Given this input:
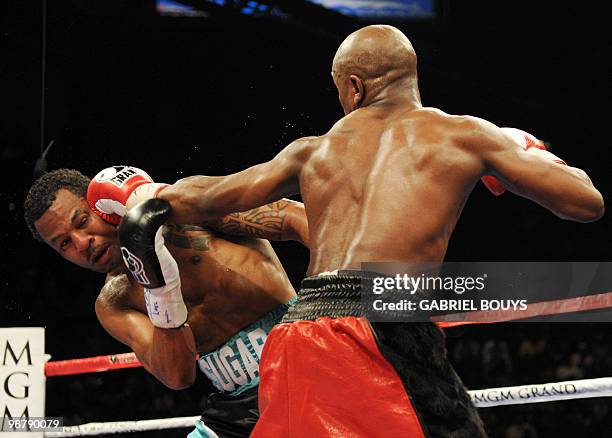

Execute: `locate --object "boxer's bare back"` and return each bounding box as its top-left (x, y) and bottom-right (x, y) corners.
top-left (299, 106), bottom-right (482, 273)
top-left (159, 25), bottom-right (603, 276)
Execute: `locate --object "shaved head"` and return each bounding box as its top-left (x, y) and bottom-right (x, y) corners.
top-left (332, 25), bottom-right (418, 101)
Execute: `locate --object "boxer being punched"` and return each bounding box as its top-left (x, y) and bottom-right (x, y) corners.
top-left (153, 25), bottom-right (604, 437)
top-left (24, 166), bottom-right (308, 438)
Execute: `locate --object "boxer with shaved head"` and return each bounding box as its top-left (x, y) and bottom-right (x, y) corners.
top-left (148, 25), bottom-right (601, 436)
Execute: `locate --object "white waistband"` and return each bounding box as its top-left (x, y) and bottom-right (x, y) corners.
top-left (313, 269), bottom-right (339, 277)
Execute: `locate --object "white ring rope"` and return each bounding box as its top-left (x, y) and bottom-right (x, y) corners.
top-left (469, 377), bottom-right (612, 407)
top-left (45, 416), bottom-right (201, 437)
top-left (43, 377), bottom-right (612, 436)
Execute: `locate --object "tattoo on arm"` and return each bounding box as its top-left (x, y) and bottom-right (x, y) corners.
top-left (99, 274), bottom-right (132, 308)
top-left (213, 200), bottom-right (291, 240)
top-left (162, 224), bottom-right (211, 251)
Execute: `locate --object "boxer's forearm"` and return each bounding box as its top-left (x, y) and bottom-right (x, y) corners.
top-left (161, 170), bottom-right (298, 224)
top-left (472, 120), bottom-right (604, 222)
top-left (109, 319), bottom-right (196, 390)
top-left (160, 139), bottom-right (309, 224)
top-left (503, 162), bottom-right (604, 222)
top-left (146, 325), bottom-right (197, 390)
top-left (96, 280), bottom-right (197, 391)
top-left (123, 323), bottom-right (196, 390)
top-left (209, 199), bottom-right (309, 246)
top-left (160, 175), bottom-right (225, 223)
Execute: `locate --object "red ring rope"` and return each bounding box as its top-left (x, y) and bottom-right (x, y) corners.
top-left (45, 352), bottom-right (141, 376)
top-left (43, 291), bottom-right (612, 377)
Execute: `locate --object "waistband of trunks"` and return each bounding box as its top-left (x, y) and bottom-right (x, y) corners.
top-left (281, 270), bottom-right (383, 323)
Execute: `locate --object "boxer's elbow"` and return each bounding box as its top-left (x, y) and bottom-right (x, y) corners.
top-left (556, 188), bottom-right (604, 223)
top-left (160, 366), bottom-right (196, 390)
top-left (148, 349), bottom-right (196, 390)
top-left (283, 201), bottom-right (310, 247)
top-left (164, 378), bottom-right (194, 391)
top-left (571, 173), bottom-right (604, 222)
top-left (548, 167), bottom-right (604, 223)
top-left (577, 191), bottom-right (604, 222)
top-left (580, 176), bottom-right (605, 221)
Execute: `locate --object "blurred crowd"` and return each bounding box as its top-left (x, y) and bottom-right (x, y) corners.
top-left (450, 323), bottom-right (612, 437)
top-left (44, 323), bottom-right (612, 438)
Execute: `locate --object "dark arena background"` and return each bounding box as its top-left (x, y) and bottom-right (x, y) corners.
top-left (2, 1), bottom-right (611, 437)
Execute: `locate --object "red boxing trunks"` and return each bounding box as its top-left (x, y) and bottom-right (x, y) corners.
top-left (253, 316), bottom-right (426, 437)
top-left (251, 271), bottom-right (487, 438)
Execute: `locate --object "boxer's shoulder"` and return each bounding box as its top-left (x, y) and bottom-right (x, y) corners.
top-left (96, 273), bottom-right (138, 312)
top-left (447, 113), bottom-right (498, 139)
top-left (411, 107), bottom-right (471, 129)
top-left (286, 135), bottom-right (320, 163)
top-left (406, 111), bottom-right (495, 152)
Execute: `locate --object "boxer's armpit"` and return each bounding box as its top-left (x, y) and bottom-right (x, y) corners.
top-left (212, 200), bottom-right (291, 240)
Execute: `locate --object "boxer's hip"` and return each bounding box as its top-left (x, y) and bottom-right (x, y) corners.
top-left (254, 315), bottom-right (427, 437)
top-left (197, 297), bottom-right (297, 395)
top-left (194, 299), bottom-right (297, 437)
top-left (256, 271), bottom-right (487, 437)
top-left (280, 269), bottom-right (374, 322)
top-left (281, 269), bottom-right (429, 323)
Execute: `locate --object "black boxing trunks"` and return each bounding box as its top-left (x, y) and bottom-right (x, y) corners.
top-left (194, 386), bottom-right (258, 438)
top-left (251, 271), bottom-right (487, 438)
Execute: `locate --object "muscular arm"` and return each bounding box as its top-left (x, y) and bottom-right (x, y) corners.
top-left (466, 118), bottom-right (604, 222)
top-left (95, 274), bottom-right (197, 390)
top-left (210, 199), bottom-right (309, 247)
top-left (158, 137), bottom-right (315, 224)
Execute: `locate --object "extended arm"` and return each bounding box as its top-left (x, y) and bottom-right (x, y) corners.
top-left (95, 275), bottom-right (196, 390)
top-left (467, 118), bottom-right (604, 222)
top-left (210, 199), bottom-right (309, 247)
top-left (158, 137), bottom-right (315, 224)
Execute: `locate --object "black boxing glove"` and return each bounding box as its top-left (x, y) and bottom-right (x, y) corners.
top-left (118, 198), bottom-right (187, 328)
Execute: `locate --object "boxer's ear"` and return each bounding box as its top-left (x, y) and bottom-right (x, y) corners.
top-left (349, 74), bottom-right (365, 110)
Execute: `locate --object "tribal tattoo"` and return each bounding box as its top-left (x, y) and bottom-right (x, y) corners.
top-left (213, 200), bottom-right (291, 240)
top-left (161, 200), bottom-right (293, 249)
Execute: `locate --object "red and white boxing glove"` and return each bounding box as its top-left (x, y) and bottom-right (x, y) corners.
top-left (481, 128), bottom-right (566, 196)
top-left (87, 166), bottom-right (169, 224)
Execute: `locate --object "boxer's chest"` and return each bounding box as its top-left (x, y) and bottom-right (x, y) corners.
top-left (131, 226), bottom-right (285, 351)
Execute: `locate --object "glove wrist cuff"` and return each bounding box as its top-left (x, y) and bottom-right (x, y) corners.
top-left (126, 183), bottom-right (171, 211)
top-left (145, 283), bottom-right (188, 329)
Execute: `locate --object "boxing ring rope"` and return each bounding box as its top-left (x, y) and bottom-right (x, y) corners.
top-left (43, 374), bottom-right (612, 436)
top-left (42, 292), bottom-right (612, 435)
top-left (45, 417), bottom-right (201, 437)
top-left (45, 352), bottom-right (141, 376)
top-left (44, 290), bottom-right (612, 377)
top-left (433, 289), bottom-right (612, 327)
